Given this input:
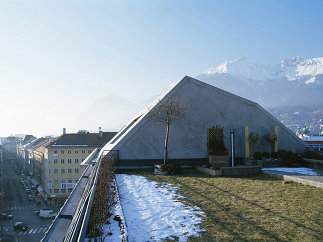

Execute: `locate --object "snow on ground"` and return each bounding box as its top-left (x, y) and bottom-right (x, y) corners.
top-left (115, 174), bottom-right (205, 242)
top-left (101, 207), bottom-right (124, 242)
top-left (262, 167), bottom-right (320, 176)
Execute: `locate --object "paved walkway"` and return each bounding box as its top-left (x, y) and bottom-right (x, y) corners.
top-left (262, 168), bottom-right (323, 189)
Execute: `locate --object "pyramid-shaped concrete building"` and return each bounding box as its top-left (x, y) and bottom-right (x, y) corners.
top-left (101, 76), bottom-right (306, 166)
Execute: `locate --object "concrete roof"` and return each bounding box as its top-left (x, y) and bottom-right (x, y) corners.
top-left (100, 75), bottom-right (306, 161)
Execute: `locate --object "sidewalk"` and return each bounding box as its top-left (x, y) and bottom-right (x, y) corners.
top-left (262, 167), bottom-right (323, 189)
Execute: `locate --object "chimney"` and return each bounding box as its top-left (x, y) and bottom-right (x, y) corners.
top-left (63, 128), bottom-right (66, 135)
top-left (98, 127), bottom-right (103, 138)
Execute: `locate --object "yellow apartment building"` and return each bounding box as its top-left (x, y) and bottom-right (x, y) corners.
top-left (42, 130), bottom-right (117, 202)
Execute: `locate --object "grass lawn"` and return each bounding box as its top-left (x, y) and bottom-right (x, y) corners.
top-left (121, 169), bottom-right (323, 241)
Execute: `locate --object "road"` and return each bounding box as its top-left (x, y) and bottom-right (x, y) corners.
top-left (0, 161), bottom-right (58, 242)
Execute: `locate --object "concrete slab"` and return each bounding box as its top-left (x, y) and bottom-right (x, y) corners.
top-left (195, 165), bottom-right (222, 176)
top-left (195, 165), bottom-right (261, 176)
top-left (262, 170), bottom-right (323, 189)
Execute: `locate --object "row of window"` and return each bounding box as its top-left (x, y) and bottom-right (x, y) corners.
top-left (48, 168), bottom-right (79, 174)
top-left (50, 188), bottom-right (73, 194)
top-left (52, 158), bottom-right (85, 164)
top-left (49, 179), bottom-right (78, 184)
top-left (52, 149), bottom-right (92, 154)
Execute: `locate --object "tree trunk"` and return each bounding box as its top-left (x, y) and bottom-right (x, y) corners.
top-left (164, 124), bottom-right (170, 165)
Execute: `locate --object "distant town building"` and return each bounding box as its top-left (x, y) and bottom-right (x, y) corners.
top-left (2, 136), bottom-right (21, 161)
top-left (298, 134), bottom-right (323, 152)
top-left (29, 138), bottom-right (53, 180)
top-left (0, 139), bottom-right (3, 163)
top-left (16, 135), bottom-right (37, 171)
top-left (42, 129), bottom-right (117, 202)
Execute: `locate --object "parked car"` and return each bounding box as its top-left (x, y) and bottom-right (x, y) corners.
top-left (28, 195), bottom-right (35, 201)
top-left (35, 208), bottom-right (50, 216)
top-left (1, 213), bottom-right (13, 220)
top-left (39, 210), bottom-right (57, 219)
top-left (13, 222), bottom-right (29, 231)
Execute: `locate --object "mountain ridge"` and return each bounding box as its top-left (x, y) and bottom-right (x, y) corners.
top-left (197, 56), bottom-right (323, 133)
top-left (197, 56), bottom-right (323, 108)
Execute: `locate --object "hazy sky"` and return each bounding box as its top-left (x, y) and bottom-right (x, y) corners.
top-left (1, 0), bottom-right (322, 137)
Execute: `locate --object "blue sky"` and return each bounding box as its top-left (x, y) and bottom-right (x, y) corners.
top-left (1, 0), bottom-right (322, 137)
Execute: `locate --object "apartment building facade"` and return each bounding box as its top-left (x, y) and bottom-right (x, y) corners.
top-left (0, 139), bottom-right (3, 163)
top-left (42, 130), bottom-right (117, 201)
top-left (2, 136), bottom-right (20, 161)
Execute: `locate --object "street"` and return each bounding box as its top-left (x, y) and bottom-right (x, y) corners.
top-left (1, 161), bottom-right (58, 242)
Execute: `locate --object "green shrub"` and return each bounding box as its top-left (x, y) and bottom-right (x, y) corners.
top-left (278, 149), bottom-right (287, 158)
top-left (207, 125), bottom-right (227, 155)
top-left (302, 152), bottom-right (323, 160)
top-left (254, 151), bottom-right (262, 160)
top-left (158, 163), bottom-right (182, 175)
top-left (278, 149), bottom-right (303, 166)
top-left (263, 152), bottom-right (270, 159)
top-left (271, 152), bottom-right (278, 159)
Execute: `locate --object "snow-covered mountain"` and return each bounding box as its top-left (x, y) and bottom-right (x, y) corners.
top-left (197, 56), bottom-right (323, 108)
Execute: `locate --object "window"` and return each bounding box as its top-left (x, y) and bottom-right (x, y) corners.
top-left (88, 150), bottom-right (92, 154)
top-left (75, 168), bottom-right (79, 173)
top-left (68, 188), bottom-right (73, 193)
top-left (49, 189), bottom-right (52, 193)
top-left (68, 159), bottom-right (72, 164)
top-left (75, 150), bottom-right (78, 154)
top-left (54, 189), bottom-right (59, 194)
top-left (54, 150), bottom-right (58, 154)
top-left (75, 179), bottom-right (78, 183)
top-left (68, 179), bottom-right (73, 183)
top-left (82, 150), bottom-right (85, 154)
top-left (61, 159), bottom-right (65, 164)
top-left (75, 159), bottom-right (79, 164)
top-left (54, 159), bottom-right (58, 164)
top-left (61, 169), bottom-right (65, 174)
top-left (82, 158), bottom-right (85, 162)
top-left (54, 180), bottom-right (58, 184)
top-left (54, 169), bottom-right (58, 174)
top-left (68, 169), bottom-right (72, 174)
top-left (61, 179), bottom-right (65, 183)
top-left (48, 169), bottom-right (51, 174)
top-left (48, 159), bottom-right (51, 164)
top-left (68, 150), bottom-right (72, 154)
top-left (61, 150), bottom-right (64, 154)
top-left (61, 189), bottom-right (66, 193)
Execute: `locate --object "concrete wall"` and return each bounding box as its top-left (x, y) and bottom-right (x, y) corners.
top-left (102, 76), bottom-right (306, 163)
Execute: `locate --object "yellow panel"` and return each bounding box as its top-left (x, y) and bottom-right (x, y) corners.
top-left (245, 126), bottom-right (249, 159)
top-left (275, 126), bottom-right (278, 152)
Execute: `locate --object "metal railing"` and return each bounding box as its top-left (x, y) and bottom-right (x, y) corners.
top-left (62, 150), bottom-right (119, 242)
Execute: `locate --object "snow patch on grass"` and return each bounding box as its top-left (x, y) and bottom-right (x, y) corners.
top-left (262, 167), bottom-right (320, 176)
top-left (115, 174), bottom-right (205, 241)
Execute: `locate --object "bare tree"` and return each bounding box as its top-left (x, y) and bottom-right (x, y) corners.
top-left (263, 132), bottom-right (277, 154)
top-left (150, 97), bottom-right (188, 165)
top-left (249, 132), bottom-right (260, 158)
